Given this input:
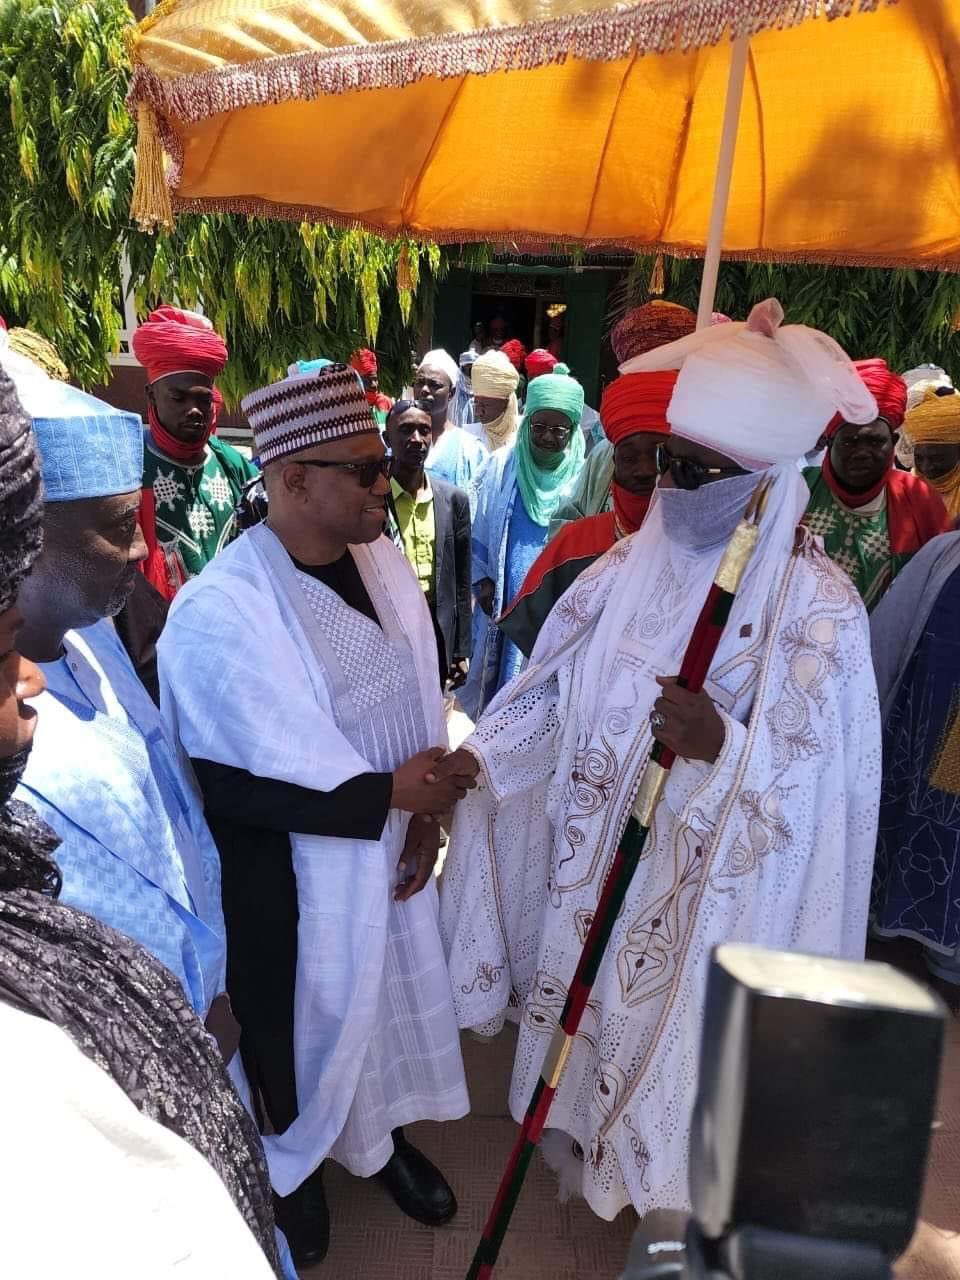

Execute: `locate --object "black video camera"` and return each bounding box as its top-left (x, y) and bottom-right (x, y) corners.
top-left (621, 944), bottom-right (946, 1280)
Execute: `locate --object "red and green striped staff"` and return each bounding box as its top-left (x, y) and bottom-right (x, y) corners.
top-left (466, 476), bottom-right (773, 1280)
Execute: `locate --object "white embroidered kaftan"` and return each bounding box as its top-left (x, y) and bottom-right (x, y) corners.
top-left (440, 467), bottom-right (881, 1221)
top-left (158, 525), bottom-right (468, 1196)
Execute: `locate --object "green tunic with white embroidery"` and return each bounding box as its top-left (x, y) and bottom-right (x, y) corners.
top-left (142, 434), bottom-right (259, 584)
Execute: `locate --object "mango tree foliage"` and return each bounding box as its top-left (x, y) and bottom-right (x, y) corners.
top-left (0, 0), bottom-right (437, 398)
top-left (609, 256), bottom-right (960, 382)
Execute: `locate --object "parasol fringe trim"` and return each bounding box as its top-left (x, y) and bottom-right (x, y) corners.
top-left (127, 0), bottom-right (892, 128)
top-left (129, 101), bottom-right (174, 232)
top-left (160, 191), bottom-right (960, 274)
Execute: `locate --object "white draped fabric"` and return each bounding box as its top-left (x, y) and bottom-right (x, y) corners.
top-left (159, 526), bottom-right (468, 1196)
top-left (0, 1002), bottom-right (277, 1280)
top-left (440, 468), bottom-right (881, 1220)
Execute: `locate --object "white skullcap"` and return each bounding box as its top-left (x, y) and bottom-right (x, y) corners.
top-left (417, 349), bottom-right (460, 391)
top-left (619, 298), bottom-right (878, 470)
top-left (902, 364), bottom-right (953, 412)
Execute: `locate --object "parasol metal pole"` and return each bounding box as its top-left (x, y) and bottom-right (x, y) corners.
top-left (696, 35), bottom-right (750, 329)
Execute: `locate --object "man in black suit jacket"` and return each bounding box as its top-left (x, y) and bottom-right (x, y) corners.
top-left (384, 400), bottom-right (472, 689)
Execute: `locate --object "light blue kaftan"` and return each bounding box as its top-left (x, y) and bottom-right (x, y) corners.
top-left (17, 619), bottom-right (226, 1016)
top-left (426, 426), bottom-right (487, 490)
top-left (460, 446), bottom-right (580, 719)
top-left (499, 500), bottom-right (546, 692)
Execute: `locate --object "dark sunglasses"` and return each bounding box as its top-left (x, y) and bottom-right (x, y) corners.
top-left (656, 445), bottom-right (748, 491)
top-left (297, 454), bottom-right (395, 488)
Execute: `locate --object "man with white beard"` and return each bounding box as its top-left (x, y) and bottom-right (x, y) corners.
top-left (437, 300), bottom-right (883, 1222)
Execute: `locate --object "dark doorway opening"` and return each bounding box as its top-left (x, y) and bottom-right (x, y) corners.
top-left (471, 293), bottom-right (537, 352)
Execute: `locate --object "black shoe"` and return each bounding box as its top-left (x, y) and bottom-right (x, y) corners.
top-left (376, 1130), bottom-right (458, 1226)
top-left (274, 1162), bottom-right (330, 1268)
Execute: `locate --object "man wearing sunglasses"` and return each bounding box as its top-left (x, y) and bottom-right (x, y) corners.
top-left (439, 300), bottom-right (883, 1225)
top-left (159, 363), bottom-right (474, 1266)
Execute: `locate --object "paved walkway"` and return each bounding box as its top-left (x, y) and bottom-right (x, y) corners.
top-left (305, 987), bottom-right (960, 1279)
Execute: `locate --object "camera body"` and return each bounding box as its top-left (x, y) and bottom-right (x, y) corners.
top-left (622, 945), bottom-right (946, 1280)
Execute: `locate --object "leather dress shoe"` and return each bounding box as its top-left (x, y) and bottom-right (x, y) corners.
top-left (274, 1161), bottom-right (330, 1268)
top-left (376, 1129), bottom-right (458, 1226)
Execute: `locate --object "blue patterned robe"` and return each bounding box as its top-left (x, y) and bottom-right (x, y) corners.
top-left (17, 620), bottom-right (226, 1015)
top-left (872, 563), bottom-right (960, 965)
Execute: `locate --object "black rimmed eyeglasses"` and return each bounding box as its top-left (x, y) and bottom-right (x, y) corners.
top-left (296, 454), bottom-right (396, 488)
top-left (656, 445), bottom-right (748, 491)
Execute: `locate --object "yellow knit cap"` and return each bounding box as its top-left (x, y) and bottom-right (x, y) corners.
top-left (905, 385), bottom-right (960, 444)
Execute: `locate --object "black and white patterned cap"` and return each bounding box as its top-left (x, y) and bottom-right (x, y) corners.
top-left (242, 362), bottom-right (378, 465)
top-left (0, 367), bottom-right (44, 615)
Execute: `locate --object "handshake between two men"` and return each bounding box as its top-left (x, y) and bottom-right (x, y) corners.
top-left (389, 746), bottom-right (481, 903)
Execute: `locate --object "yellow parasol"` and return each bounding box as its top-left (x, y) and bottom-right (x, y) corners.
top-left (128, 0), bottom-right (960, 319)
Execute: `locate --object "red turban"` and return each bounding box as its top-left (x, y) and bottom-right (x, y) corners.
top-left (350, 348), bottom-right (378, 377)
top-left (132, 306), bottom-right (228, 383)
top-left (525, 348), bottom-right (557, 380)
top-left (600, 371), bottom-right (678, 446)
top-left (825, 357), bottom-right (907, 438)
top-left (500, 339), bottom-right (528, 372)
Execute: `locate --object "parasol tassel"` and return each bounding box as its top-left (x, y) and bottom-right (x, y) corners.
top-left (466, 474), bottom-right (773, 1280)
top-left (130, 101), bottom-right (174, 233)
top-left (397, 243), bottom-right (413, 294)
top-left (648, 252), bottom-right (665, 296)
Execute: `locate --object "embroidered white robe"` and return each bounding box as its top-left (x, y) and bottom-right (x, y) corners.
top-left (440, 483), bottom-right (881, 1222)
top-left (159, 525), bottom-right (468, 1196)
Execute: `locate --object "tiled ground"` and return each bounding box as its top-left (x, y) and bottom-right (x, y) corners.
top-left (304, 977), bottom-right (960, 1280)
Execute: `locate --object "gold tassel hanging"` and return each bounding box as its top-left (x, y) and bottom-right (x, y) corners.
top-left (130, 101), bottom-right (174, 233)
top-left (951, 303), bottom-right (960, 332)
top-left (396, 243), bottom-right (413, 293)
top-left (396, 243), bottom-right (414, 322)
top-left (648, 253), bottom-right (665, 296)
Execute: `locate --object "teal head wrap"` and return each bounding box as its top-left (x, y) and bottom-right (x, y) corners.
top-left (515, 365), bottom-right (586, 527)
top-left (289, 357), bottom-right (333, 375)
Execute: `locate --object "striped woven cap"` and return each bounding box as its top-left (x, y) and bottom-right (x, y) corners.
top-left (242, 362), bottom-right (377, 464)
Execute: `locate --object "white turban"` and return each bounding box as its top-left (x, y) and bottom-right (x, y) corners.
top-left (471, 350), bottom-right (519, 399)
top-left (902, 364), bottom-right (953, 411)
top-left (417, 349), bottom-right (460, 391)
top-left (619, 298), bottom-right (878, 470)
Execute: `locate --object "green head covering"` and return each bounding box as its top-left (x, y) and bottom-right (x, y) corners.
top-left (523, 363), bottom-right (584, 427)
top-left (515, 365), bottom-right (586, 527)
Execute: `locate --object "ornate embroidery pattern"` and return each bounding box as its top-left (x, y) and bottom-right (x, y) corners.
top-left (622, 1113), bottom-right (653, 1191)
top-left (459, 961), bottom-right (505, 996)
top-left (554, 704), bottom-right (635, 899)
top-left (616, 822), bottom-right (708, 1008)
top-left (717, 783), bottom-right (793, 878)
top-left (766, 551), bottom-right (857, 770)
top-left (522, 971), bottom-right (600, 1052)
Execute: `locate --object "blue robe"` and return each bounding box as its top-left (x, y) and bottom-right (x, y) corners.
top-left (460, 447), bottom-right (565, 719)
top-left (17, 620), bottom-right (226, 1016)
top-left (872, 563), bottom-right (960, 963)
top-left (426, 426), bottom-right (487, 490)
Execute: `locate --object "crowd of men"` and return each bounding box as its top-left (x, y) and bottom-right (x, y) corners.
top-left (0, 294), bottom-right (958, 1275)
